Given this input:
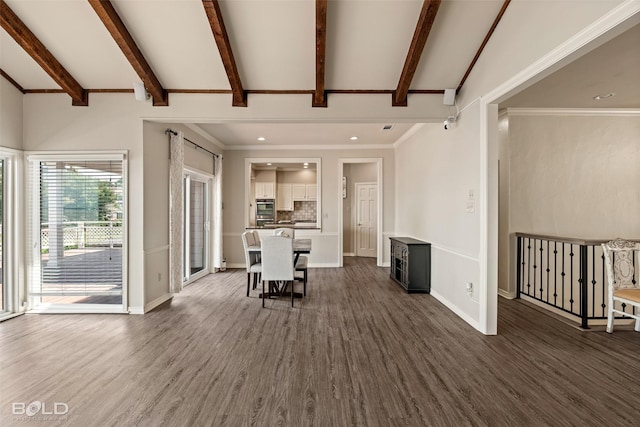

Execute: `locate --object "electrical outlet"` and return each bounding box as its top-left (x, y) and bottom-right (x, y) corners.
top-left (466, 282), bottom-right (473, 295)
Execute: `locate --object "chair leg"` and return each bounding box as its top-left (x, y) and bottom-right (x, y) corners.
top-left (291, 281), bottom-right (294, 307)
top-left (247, 273), bottom-right (251, 297)
top-left (303, 269), bottom-right (307, 296)
top-left (606, 303), bottom-right (614, 333)
top-left (253, 273), bottom-right (258, 290)
top-left (262, 280), bottom-right (265, 307)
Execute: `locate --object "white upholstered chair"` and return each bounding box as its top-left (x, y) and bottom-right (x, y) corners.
top-left (272, 227), bottom-right (308, 294)
top-left (602, 238), bottom-right (640, 333)
top-left (241, 231), bottom-right (261, 297)
top-left (260, 236), bottom-right (296, 307)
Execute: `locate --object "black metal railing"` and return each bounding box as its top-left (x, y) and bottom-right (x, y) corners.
top-left (516, 233), bottom-right (638, 329)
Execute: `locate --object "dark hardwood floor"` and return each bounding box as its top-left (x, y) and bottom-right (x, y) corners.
top-left (1, 257), bottom-right (639, 426)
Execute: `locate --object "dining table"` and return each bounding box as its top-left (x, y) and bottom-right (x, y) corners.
top-left (247, 238), bottom-right (312, 264)
top-left (247, 238), bottom-right (311, 300)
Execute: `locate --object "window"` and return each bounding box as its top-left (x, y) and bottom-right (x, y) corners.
top-left (27, 154), bottom-right (127, 313)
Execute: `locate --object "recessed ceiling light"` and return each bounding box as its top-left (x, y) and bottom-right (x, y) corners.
top-left (593, 93), bottom-right (615, 100)
top-left (266, 163), bottom-right (272, 166)
top-left (303, 165), bottom-right (308, 169)
top-left (257, 137), bottom-right (266, 141)
top-left (350, 136), bottom-right (358, 141)
top-left (303, 162), bottom-right (309, 166)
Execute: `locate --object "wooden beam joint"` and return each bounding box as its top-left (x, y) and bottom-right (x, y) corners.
top-left (393, 0), bottom-right (441, 107)
top-left (203, 0), bottom-right (247, 107)
top-left (89, 0), bottom-right (168, 106)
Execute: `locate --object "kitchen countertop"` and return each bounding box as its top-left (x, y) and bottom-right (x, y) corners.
top-left (247, 222), bottom-right (319, 230)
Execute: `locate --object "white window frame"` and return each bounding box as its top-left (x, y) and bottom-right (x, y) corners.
top-left (25, 151), bottom-right (129, 314)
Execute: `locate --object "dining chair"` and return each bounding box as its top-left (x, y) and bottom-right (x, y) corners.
top-left (252, 230), bottom-right (261, 262)
top-left (260, 236), bottom-right (296, 307)
top-left (273, 227), bottom-right (295, 238)
top-left (272, 228), bottom-right (307, 294)
top-left (241, 231), bottom-right (261, 297)
top-left (602, 238), bottom-right (640, 333)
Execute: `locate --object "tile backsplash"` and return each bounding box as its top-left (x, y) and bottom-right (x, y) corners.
top-left (277, 201), bottom-right (317, 222)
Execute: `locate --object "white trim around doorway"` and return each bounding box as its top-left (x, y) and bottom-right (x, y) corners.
top-left (338, 158), bottom-right (383, 267)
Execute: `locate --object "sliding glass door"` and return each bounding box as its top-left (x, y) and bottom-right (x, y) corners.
top-left (183, 171), bottom-right (210, 284)
top-left (28, 155), bottom-right (126, 312)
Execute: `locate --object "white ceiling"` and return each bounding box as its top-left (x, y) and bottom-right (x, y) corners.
top-left (1, 1), bottom-right (637, 147)
top-left (500, 22), bottom-right (640, 109)
top-left (195, 122), bottom-right (415, 147)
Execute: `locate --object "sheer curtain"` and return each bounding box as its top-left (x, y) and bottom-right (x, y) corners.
top-left (213, 155), bottom-right (224, 270)
top-left (169, 131), bottom-right (184, 293)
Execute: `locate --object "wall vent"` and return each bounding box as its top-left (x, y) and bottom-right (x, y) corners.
top-left (381, 124), bottom-right (394, 131)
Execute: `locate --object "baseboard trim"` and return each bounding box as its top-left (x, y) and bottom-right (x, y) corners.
top-left (430, 289), bottom-right (483, 333)
top-left (343, 252), bottom-right (355, 257)
top-left (143, 293), bottom-right (173, 313)
top-left (498, 289), bottom-right (517, 299)
top-left (129, 306), bottom-right (144, 314)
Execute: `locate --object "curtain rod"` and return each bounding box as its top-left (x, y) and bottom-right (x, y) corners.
top-left (165, 128), bottom-right (220, 158)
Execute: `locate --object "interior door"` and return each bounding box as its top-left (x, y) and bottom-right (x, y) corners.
top-left (355, 183), bottom-right (377, 258)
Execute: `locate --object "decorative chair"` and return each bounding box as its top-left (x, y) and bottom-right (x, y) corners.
top-left (260, 236), bottom-right (296, 307)
top-left (252, 230), bottom-right (261, 262)
top-left (241, 231), bottom-right (261, 297)
top-left (273, 228), bottom-right (307, 294)
top-left (602, 238), bottom-right (640, 333)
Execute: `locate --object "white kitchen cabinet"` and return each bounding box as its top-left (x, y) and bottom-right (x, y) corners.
top-left (255, 182), bottom-right (275, 199)
top-left (293, 184), bottom-right (317, 201)
top-left (306, 184), bottom-right (317, 200)
top-left (292, 184), bottom-right (307, 201)
top-left (277, 183), bottom-right (293, 210)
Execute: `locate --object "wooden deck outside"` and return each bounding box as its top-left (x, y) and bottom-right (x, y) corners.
top-left (1, 257), bottom-right (639, 426)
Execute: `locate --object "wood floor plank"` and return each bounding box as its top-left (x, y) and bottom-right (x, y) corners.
top-left (2, 257), bottom-right (640, 426)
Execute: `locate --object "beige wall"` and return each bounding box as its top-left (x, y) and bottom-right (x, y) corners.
top-left (0, 79), bottom-right (23, 150)
top-left (223, 148), bottom-right (394, 267)
top-left (143, 122), bottom-right (221, 305)
top-left (499, 112), bottom-right (640, 295)
top-left (20, 93), bottom-right (221, 311)
top-left (342, 162), bottom-right (378, 254)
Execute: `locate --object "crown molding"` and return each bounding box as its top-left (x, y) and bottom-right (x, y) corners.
top-left (506, 108), bottom-right (640, 117)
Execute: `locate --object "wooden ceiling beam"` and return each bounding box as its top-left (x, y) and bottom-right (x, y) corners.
top-left (393, 0), bottom-right (441, 107)
top-left (457, 0), bottom-right (511, 92)
top-left (0, 0), bottom-right (88, 105)
top-left (88, 0), bottom-right (168, 106)
top-left (0, 68), bottom-right (26, 93)
top-left (313, 0), bottom-right (328, 107)
top-left (202, 0), bottom-right (247, 107)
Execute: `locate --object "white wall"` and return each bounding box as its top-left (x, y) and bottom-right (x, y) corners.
top-left (458, 1), bottom-right (623, 108)
top-left (0, 78), bottom-right (23, 150)
top-left (395, 101), bottom-right (482, 327)
top-left (223, 148), bottom-right (394, 267)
